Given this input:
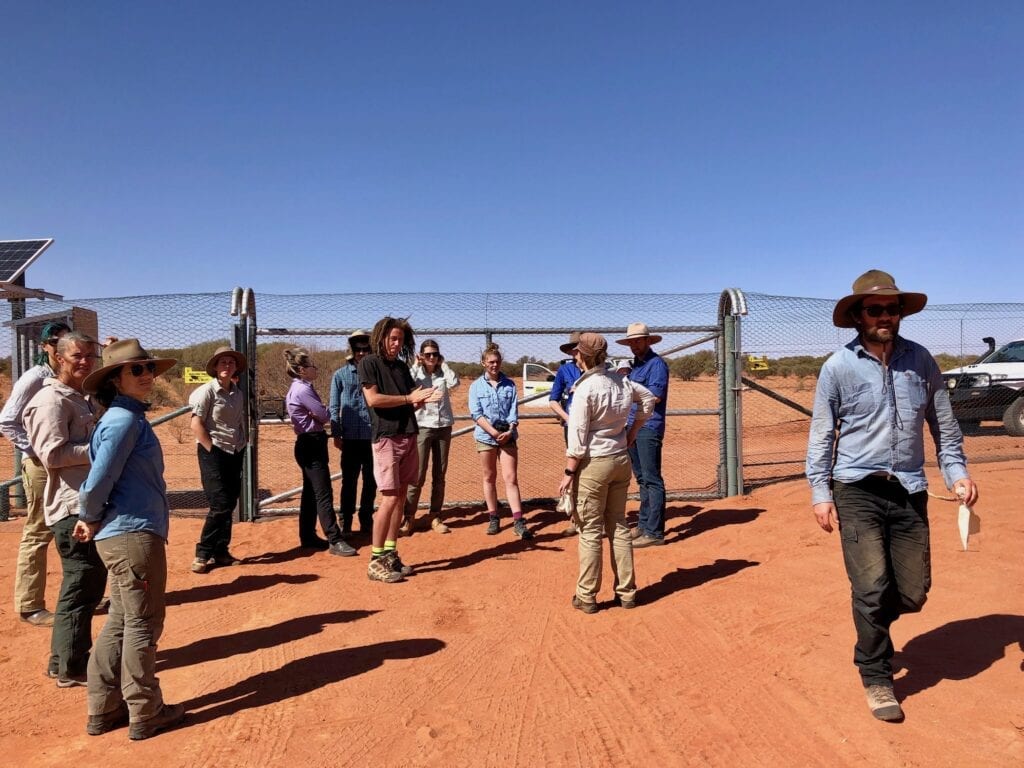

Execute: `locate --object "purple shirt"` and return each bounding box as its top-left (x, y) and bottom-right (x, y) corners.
top-left (285, 379), bottom-right (330, 435)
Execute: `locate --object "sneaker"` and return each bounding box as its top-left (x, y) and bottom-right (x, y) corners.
top-left (328, 539), bottom-right (358, 557)
top-left (513, 518), bottom-right (533, 540)
top-left (632, 533), bottom-right (665, 548)
top-left (384, 550), bottom-right (414, 576)
top-left (629, 527), bottom-right (643, 539)
top-left (57, 673), bottom-right (87, 688)
top-left (367, 555), bottom-right (403, 583)
top-left (562, 522), bottom-right (578, 537)
top-left (20, 609), bottom-right (54, 627)
top-left (486, 515), bottom-right (500, 535)
top-left (398, 516), bottom-right (414, 536)
top-left (87, 702), bottom-right (130, 736)
top-left (865, 684), bottom-right (904, 722)
top-left (128, 702), bottom-right (186, 741)
top-left (571, 595), bottom-right (597, 614)
top-left (430, 517), bottom-right (450, 534)
top-left (212, 552), bottom-right (242, 566)
top-left (191, 557), bottom-right (214, 574)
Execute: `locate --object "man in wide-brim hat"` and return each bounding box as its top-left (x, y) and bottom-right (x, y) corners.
top-left (188, 345), bottom-right (249, 574)
top-left (616, 322), bottom-right (669, 548)
top-left (550, 331), bottom-right (585, 536)
top-left (806, 269), bottom-right (978, 724)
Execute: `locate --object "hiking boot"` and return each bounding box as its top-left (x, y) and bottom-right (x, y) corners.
top-left (430, 517), bottom-right (450, 534)
top-left (486, 515), bottom-right (500, 535)
top-left (57, 673), bottom-right (88, 688)
top-left (384, 550), bottom-right (414, 576)
top-left (191, 557), bottom-right (214, 574)
top-left (398, 516), bottom-right (414, 536)
top-left (128, 702), bottom-right (185, 741)
top-left (513, 518), bottom-right (533, 540)
top-left (20, 609), bottom-right (54, 627)
top-left (562, 522), bottom-right (578, 537)
top-left (212, 551), bottom-right (242, 566)
top-left (87, 702), bottom-right (130, 736)
top-left (632, 533), bottom-right (665, 548)
top-left (865, 684), bottom-right (904, 722)
top-left (367, 555), bottom-right (404, 583)
top-left (328, 539), bottom-right (358, 557)
top-left (571, 595), bottom-right (598, 614)
top-left (614, 595), bottom-right (637, 609)
top-left (629, 527), bottom-right (643, 539)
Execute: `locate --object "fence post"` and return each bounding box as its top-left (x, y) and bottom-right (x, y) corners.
top-left (718, 289), bottom-right (748, 497)
top-left (235, 288), bottom-right (258, 523)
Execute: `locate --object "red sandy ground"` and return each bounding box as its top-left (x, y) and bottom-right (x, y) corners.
top-left (1, 459), bottom-right (1021, 767)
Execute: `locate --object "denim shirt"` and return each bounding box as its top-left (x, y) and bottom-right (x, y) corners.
top-left (806, 335), bottom-right (968, 505)
top-left (328, 362), bottom-right (372, 440)
top-left (627, 350), bottom-right (668, 435)
top-left (78, 395), bottom-right (170, 542)
top-left (469, 373), bottom-right (519, 445)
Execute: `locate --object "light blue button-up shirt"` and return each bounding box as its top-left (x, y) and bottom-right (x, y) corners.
top-left (806, 335), bottom-right (969, 505)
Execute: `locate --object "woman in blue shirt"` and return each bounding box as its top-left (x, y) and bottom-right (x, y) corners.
top-left (75, 339), bottom-right (184, 741)
top-left (468, 343), bottom-right (532, 540)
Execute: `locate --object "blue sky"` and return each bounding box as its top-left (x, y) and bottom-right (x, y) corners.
top-left (3, 2), bottom-right (1021, 304)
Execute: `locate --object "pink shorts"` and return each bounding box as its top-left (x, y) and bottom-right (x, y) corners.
top-left (372, 434), bottom-right (419, 492)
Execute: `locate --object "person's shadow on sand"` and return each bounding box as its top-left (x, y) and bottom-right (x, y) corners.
top-left (166, 573), bottom-right (318, 606)
top-left (638, 557), bottom-right (759, 604)
top-left (180, 638), bottom-right (446, 725)
top-left (158, 609), bottom-right (379, 671)
top-left (896, 613), bottom-right (1024, 698)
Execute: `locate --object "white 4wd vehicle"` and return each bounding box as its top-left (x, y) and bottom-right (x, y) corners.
top-left (942, 338), bottom-right (1024, 435)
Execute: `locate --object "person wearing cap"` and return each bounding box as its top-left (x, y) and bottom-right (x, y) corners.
top-left (403, 338), bottom-right (460, 535)
top-left (23, 331), bottom-right (106, 687)
top-left (0, 320), bottom-right (71, 627)
top-left (329, 330), bottom-right (376, 537)
top-left (806, 269), bottom-right (979, 723)
top-left (558, 333), bottom-right (656, 614)
top-left (549, 332), bottom-right (584, 536)
top-left (616, 322), bottom-right (669, 547)
top-left (74, 339), bottom-right (185, 740)
top-left (188, 346), bottom-right (249, 574)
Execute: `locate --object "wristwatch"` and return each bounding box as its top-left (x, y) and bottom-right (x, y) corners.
top-left (564, 468), bottom-right (575, 476)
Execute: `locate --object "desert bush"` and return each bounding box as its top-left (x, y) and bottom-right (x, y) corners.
top-left (669, 351), bottom-right (716, 381)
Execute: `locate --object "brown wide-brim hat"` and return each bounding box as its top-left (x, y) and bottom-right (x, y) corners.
top-left (83, 338), bottom-right (177, 394)
top-left (615, 322), bottom-right (662, 346)
top-left (559, 331), bottom-right (582, 355)
top-left (832, 269), bottom-right (928, 328)
top-left (205, 346), bottom-right (247, 377)
top-left (346, 329), bottom-right (370, 361)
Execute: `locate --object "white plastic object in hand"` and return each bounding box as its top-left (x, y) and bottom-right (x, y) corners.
top-left (956, 486), bottom-right (980, 551)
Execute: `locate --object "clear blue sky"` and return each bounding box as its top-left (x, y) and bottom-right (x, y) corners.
top-left (3, 2), bottom-right (1021, 303)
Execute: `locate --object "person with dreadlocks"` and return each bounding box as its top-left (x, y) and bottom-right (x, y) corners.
top-left (357, 317), bottom-right (441, 583)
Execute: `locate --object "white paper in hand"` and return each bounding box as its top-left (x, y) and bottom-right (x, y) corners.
top-left (956, 490), bottom-right (980, 551)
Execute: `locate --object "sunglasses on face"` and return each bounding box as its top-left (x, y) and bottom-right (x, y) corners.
top-left (862, 303), bottom-right (902, 318)
top-left (422, 352), bottom-right (439, 358)
top-left (127, 362), bottom-right (158, 377)
top-left (353, 346), bottom-right (370, 353)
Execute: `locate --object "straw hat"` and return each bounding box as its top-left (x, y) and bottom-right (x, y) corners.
top-left (83, 339), bottom-right (176, 394)
top-left (615, 322), bottom-right (662, 345)
top-left (559, 331), bottom-right (582, 355)
top-left (832, 270), bottom-right (927, 328)
top-left (205, 346), bottom-right (247, 377)
top-left (346, 329), bottom-right (371, 361)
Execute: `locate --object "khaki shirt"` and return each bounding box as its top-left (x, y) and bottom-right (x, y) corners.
top-left (23, 378), bottom-right (99, 526)
top-left (189, 379), bottom-right (247, 453)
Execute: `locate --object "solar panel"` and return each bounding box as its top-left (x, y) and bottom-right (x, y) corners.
top-left (0, 239), bottom-right (53, 283)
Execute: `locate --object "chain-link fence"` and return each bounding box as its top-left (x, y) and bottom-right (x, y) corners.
top-left (3, 290), bottom-right (1020, 518)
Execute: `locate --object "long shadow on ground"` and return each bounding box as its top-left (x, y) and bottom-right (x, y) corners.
top-left (666, 507), bottom-right (766, 544)
top-left (243, 546), bottom-right (332, 566)
top-left (895, 613), bottom-right (1024, 699)
top-left (166, 573), bottom-right (318, 606)
top-left (158, 609), bottom-right (379, 671)
top-left (638, 558), bottom-right (760, 604)
top-left (413, 529), bottom-right (564, 574)
top-left (181, 638), bottom-right (446, 726)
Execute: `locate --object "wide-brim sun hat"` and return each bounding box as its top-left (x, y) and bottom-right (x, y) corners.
top-left (205, 346), bottom-right (247, 377)
top-left (559, 331), bottom-right (582, 355)
top-left (616, 322), bottom-right (662, 346)
top-left (346, 329), bottom-right (371, 361)
top-left (83, 338), bottom-right (177, 394)
top-left (832, 269), bottom-right (928, 328)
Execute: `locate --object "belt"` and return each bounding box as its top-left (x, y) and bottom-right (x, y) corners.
top-left (870, 471), bottom-right (901, 483)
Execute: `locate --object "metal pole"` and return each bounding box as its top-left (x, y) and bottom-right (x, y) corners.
top-left (723, 314), bottom-right (739, 496)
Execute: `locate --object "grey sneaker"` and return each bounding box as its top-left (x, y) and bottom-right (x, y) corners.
top-left (128, 702), bottom-right (185, 741)
top-left (513, 518), bottom-right (533, 540)
top-left (486, 515), bottom-right (500, 535)
top-left (865, 684), bottom-right (904, 722)
top-left (191, 557), bottom-right (214, 574)
top-left (20, 609), bottom-right (54, 627)
top-left (328, 539), bottom-right (358, 557)
top-left (368, 555), bottom-right (403, 583)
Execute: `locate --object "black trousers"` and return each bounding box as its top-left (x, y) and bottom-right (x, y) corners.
top-left (49, 516), bottom-right (107, 678)
top-left (196, 445), bottom-right (245, 559)
top-left (294, 432), bottom-right (342, 545)
top-left (340, 438), bottom-right (376, 533)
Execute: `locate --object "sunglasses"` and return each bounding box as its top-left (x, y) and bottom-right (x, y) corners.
top-left (127, 361), bottom-right (158, 377)
top-left (422, 352), bottom-right (439, 358)
top-left (862, 303), bottom-right (902, 318)
top-left (353, 346), bottom-right (371, 353)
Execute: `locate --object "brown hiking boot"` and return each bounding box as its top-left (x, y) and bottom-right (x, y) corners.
top-left (367, 555), bottom-right (403, 583)
top-left (87, 702), bottom-right (129, 736)
top-left (128, 703), bottom-right (185, 740)
top-left (430, 517), bottom-right (450, 534)
top-left (865, 684), bottom-right (904, 722)
top-left (398, 516), bottom-right (414, 536)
